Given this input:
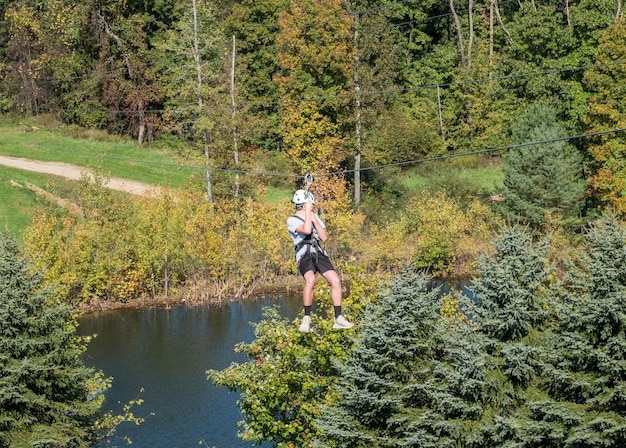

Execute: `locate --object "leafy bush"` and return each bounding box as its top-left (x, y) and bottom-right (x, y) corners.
top-left (401, 190), bottom-right (500, 276)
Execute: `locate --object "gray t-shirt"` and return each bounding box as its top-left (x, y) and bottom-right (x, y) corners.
top-left (287, 213), bottom-right (327, 264)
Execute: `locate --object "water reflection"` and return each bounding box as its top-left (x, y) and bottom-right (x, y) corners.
top-left (78, 294), bottom-right (302, 448)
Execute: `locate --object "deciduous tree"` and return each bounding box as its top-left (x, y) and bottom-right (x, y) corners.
top-left (583, 21), bottom-right (626, 214)
top-left (208, 269), bottom-right (375, 447)
top-left (275, 0), bottom-right (353, 196)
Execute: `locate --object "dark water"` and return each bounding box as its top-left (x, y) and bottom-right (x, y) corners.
top-left (78, 294), bottom-right (303, 448)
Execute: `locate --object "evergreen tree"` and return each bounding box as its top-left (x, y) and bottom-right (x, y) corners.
top-left (545, 215), bottom-right (626, 446)
top-left (0, 233), bottom-right (102, 447)
top-left (468, 227), bottom-right (570, 447)
top-left (315, 269), bottom-right (491, 447)
top-left (502, 102), bottom-right (586, 228)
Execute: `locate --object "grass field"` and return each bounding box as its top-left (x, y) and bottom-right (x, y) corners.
top-left (0, 165), bottom-right (78, 232)
top-left (0, 122), bottom-right (200, 187)
top-left (0, 120), bottom-right (202, 232)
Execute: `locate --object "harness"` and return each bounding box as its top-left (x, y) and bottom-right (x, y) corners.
top-left (292, 215), bottom-right (324, 256)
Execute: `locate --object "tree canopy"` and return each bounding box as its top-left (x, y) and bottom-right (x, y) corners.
top-left (1, 0), bottom-right (623, 205)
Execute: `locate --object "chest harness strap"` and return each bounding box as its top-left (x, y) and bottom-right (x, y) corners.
top-left (292, 215), bottom-right (323, 255)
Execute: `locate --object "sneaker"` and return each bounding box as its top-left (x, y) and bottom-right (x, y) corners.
top-left (299, 315), bottom-right (312, 333)
top-left (333, 315), bottom-right (354, 329)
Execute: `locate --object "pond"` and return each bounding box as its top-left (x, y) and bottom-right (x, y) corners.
top-left (78, 294), bottom-right (303, 448)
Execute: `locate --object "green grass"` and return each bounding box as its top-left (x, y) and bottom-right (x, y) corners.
top-left (0, 120), bottom-right (204, 233)
top-left (0, 122), bottom-right (200, 188)
top-left (400, 162), bottom-right (504, 194)
top-left (264, 184), bottom-right (292, 204)
top-left (0, 165), bottom-right (79, 233)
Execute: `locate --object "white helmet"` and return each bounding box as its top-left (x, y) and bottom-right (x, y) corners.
top-left (292, 189), bottom-right (314, 204)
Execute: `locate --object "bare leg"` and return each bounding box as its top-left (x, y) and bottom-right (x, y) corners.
top-left (321, 269), bottom-right (342, 307)
top-left (302, 270), bottom-right (316, 307)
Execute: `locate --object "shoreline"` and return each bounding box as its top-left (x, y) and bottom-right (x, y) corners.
top-left (78, 276), bottom-right (304, 314)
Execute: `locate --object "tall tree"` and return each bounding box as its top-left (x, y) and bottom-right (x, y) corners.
top-left (502, 102), bottom-right (586, 228)
top-left (468, 227), bottom-right (570, 446)
top-left (275, 0), bottom-right (354, 201)
top-left (583, 21), bottom-right (626, 214)
top-left (316, 269), bottom-right (491, 447)
top-left (224, 0), bottom-right (290, 153)
top-left (96, 0), bottom-right (164, 143)
top-left (0, 232), bottom-right (104, 447)
top-left (2, 0), bottom-right (89, 114)
top-left (545, 215), bottom-right (626, 446)
top-left (153, 0), bottom-right (225, 201)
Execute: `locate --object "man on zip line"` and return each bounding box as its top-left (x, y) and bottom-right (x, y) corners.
top-left (286, 174), bottom-right (354, 333)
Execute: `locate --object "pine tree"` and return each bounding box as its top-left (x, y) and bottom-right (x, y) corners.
top-left (0, 233), bottom-right (102, 447)
top-left (545, 215), bottom-right (626, 446)
top-left (468, 226), bottom-right (573, 447)
top-left (502, 102), bottom-right (586, 228)
top-left (315, 269), bottom-right (491, 447)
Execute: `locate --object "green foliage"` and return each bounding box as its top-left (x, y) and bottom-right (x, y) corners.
top-left (400, 189), bottom-right (501, 276)
top-left (316, 269), bottom-right (491, 447)
top-left (0, 232), bottom-right (102, 447)
top-left (466, 219), bottom-right (626, 446)
top-left (545, 215), bottom-right (626, 445)
top-left (206, 215), bottom-right (626, 447)
top-left (502, 102), bottom-right (586, 228)
top-left (94, 384), bottom-right (149, 446)
top-left (23, 180), bottom-right (294, 304)
top-left (584, 21), bottom-right (626, 214)
top-left (224, 0), bottom-right (289, 153)
top-left (208, 266), bottom-right (376, 447)
top-left (362, 103), bottom-right (443, 167)
top-left (209, 308), bottom-right (348, 446)
top-left (470, 226), bottom-right (554, 343)
top-left (466, 226), bottom-right (559, 445)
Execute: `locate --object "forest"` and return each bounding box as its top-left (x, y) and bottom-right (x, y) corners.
top-left (0, 0), bottom-right (625, 305)
top-left (0, 0), bottom-right (626, 446)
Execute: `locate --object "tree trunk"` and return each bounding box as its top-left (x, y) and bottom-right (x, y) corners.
top-left (231, 35), bottom-right (240, 198)
top-left (353, 13), bottom-right (361, 209)
top-left (437, 85), bottom-right (445, 140)
top-left (467, 0), bottom-right (474, 67)
top-left (494, 1), bottom-right (512, 44)
top-left (203, 134), bottom-right (213, 203)
top-left (450, 0), bottom-right (467, 68)
top-left (192, 0), bottom-right (212, 202)
top-left (489, 0), bottom-right (494, 71)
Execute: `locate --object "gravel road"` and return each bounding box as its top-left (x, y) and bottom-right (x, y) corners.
top-left (0, 155), bottom-right (156, 196)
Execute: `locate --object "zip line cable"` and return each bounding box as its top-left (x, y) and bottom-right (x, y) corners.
top-left (318, 127), bottom-right (626, 177)
top-left (43, 126), bottom-right (626, 180)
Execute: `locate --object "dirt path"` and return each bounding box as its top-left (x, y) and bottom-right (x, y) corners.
top-left (0, 155), bottom-right (157, 196)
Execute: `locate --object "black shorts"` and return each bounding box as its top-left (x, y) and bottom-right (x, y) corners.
top-left (298, 252), bottom-right (336, 276)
